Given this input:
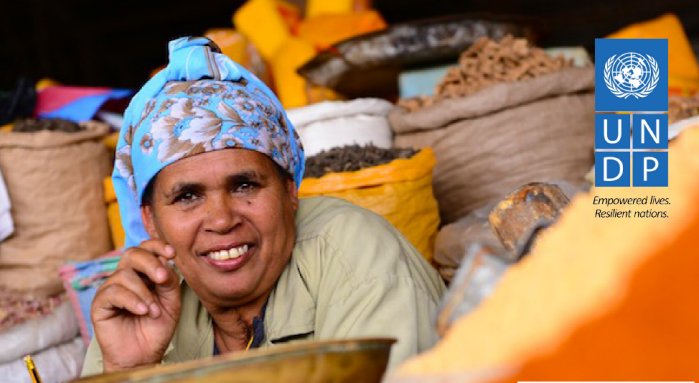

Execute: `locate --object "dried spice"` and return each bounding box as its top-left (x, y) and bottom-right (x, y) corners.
top-left (669, 93), bottom-right (699, 124)
top-left (304, 144), bottom-right (417, 179)
top-left (12, 118), bottom-right (85, 133)
top-left (398, 35), bottom-right (573, 111)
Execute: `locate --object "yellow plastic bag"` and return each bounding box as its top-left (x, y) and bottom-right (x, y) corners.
top-left (271, 37), bottom-right (317, 108)
top-left (103, 177), bottom-right (125, 249)
top-left (233, 0), bottom-right (290, 61)
top-left (299, 148), bottom-right (440, 261)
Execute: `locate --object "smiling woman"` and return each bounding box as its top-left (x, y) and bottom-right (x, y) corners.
top-left (80, 36), bottom-right (445, 377)
top-left (143, 150), bottom-right (298, 313)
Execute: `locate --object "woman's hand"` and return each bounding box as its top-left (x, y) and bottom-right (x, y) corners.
top-left (91, 240), bottom-right (181, 372)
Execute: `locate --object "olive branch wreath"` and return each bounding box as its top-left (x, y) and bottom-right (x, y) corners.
top-left (604, 54), bottom-right (660, 99)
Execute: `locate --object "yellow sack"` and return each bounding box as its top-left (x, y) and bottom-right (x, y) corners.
top-left (608, 13), bottom-right (699, 96)
top-left (299, 148), bottom-right (440, 261)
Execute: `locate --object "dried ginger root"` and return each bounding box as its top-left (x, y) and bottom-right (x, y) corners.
top-left (669, 93), bottom-right (699, 124)
top-left (398, 35), bottom-right (573, 112)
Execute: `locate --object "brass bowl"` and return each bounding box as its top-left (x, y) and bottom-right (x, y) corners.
top-left (74, 338), bottom-right (396, 383)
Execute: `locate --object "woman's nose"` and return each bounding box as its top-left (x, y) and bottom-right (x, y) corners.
top-left (203, 194), bottom-right (241, 234)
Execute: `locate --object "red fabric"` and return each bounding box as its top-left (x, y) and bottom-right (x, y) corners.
top-left (33, 86), bottom-right (114, 116)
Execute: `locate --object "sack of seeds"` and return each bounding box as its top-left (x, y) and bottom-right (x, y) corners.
top-left (299, 145), bottom-right (440, 262)
top-left (286, 98), bottom-right (394, 157)
top-left (389, 36), bottom-right (595, 224)
top-left (0, 119), bottom-right (112, 297)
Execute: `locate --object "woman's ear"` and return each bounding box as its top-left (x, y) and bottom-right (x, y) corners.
top-left (141, 205), bottom-right (160, 239)
top-left (286, 179), bottom-right (299, 212)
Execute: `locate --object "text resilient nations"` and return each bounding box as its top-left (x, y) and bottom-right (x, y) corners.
top-left (593, 195), bottom-right (670, 219)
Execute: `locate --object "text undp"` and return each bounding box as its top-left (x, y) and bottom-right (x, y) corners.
top-left (594, 114), bottom-right (668, 187)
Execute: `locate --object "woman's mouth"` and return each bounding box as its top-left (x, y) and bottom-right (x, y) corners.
top-left (206, 244), bottom-right (248, 260)
top-left (201, 244), bottom-right (254, 271)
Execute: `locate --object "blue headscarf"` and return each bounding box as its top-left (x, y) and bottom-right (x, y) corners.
top-left (113, 36), bottom-right (305, 248)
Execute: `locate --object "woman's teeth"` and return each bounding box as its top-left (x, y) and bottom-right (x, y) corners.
top-left (207, 244), bottom-right (248, 260)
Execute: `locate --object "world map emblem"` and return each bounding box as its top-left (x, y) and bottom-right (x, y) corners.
top-left (603, 52), bottom-right (660, 99)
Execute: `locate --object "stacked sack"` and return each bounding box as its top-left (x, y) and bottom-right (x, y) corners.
top-left (286, 98), bottom-right (394, 156)
top-left (0, 291), bottom-right (85, 382)
top-left (0, 119), bottom-right (111, 297)
top-left (0, 118), bottom-right (112, 382)
top-left (390, 35), bottom-right (595, 225)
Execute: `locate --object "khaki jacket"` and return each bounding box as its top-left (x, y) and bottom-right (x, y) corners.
top-left (82, 197), bottom-right (445, 376)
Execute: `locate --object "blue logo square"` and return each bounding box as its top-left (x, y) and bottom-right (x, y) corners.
top-left (595, 114), bottom-right (631, 149)
top-left (595, 39), bottom-right (668, 112)
top-left (633, 114), bottom-right (668, 149)
top-left (595, 152), bottom-right (631, 187)
top-left (633, 151), bottom-right (668, 186)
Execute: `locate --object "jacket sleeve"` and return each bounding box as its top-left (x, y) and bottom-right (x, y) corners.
top-left (315, 272), bottom-right (443, 370)
top-left (310, 206), bottom-right (446, 371)
top-left (80, 337), bottom-right (104, 377)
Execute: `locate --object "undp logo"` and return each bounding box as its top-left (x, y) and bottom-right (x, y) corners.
top-left (595, 39), bottom-right (668, 187)
top-left (595, 39), bottom-right (668, 112)
top-left (604, 52), bottom-right (660, 99)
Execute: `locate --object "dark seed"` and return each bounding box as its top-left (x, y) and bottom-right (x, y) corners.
top-left (304, 144), bottom-right (418, 179)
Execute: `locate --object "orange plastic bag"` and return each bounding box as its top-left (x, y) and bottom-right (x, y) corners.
top-left (299, 148), bottom-right (440, 261)
top-left (297, 10), bottom-right (387, 51)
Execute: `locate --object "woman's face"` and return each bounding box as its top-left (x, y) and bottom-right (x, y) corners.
top-left (142, 149), bottom-right (298, 308)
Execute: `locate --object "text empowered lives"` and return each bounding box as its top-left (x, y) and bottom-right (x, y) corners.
top-left (592, 194), bottom-right (670, 218)
top-left (592, 195), bottom-right (670, 206)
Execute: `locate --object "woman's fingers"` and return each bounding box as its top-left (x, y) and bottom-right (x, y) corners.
top-left (138, 240), bottom-right (176, 260)
top-left (133, 240), bottom-right (180, 294)
top-left (92, 283), bottom-right (150, 321)
top-left (109, 269), bottom-right (163, 317)
top-left (119, 242), bottom-right (174, 285)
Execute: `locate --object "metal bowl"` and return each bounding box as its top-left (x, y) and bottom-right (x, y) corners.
top-left (74, 338), bottom-right (396, 383)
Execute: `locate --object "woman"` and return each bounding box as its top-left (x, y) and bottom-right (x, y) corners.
top-left (81, 37), bottom-right (445, 376)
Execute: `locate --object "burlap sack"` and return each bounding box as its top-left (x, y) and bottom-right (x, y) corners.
top-left (0, 122), bottom-right (111, 297)
top-left (433, 203), bottom-right (503, 283)
top-left (389, 67), bottom-right (594, 224)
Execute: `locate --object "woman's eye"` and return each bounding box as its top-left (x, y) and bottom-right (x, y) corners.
top-left (235, 182), bottom-right (256, 193)
top-left (174, 191), bottom-right (199, 204)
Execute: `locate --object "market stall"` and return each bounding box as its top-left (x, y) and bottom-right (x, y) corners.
top-left (1, 2), bottom-right (699, 382)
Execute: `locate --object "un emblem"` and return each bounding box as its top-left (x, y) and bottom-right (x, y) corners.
top-left (603, 52), bottom-right (659, 99)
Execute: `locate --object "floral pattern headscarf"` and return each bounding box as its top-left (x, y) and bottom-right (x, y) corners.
top-left (113, 36), bottom-right (305, 248)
